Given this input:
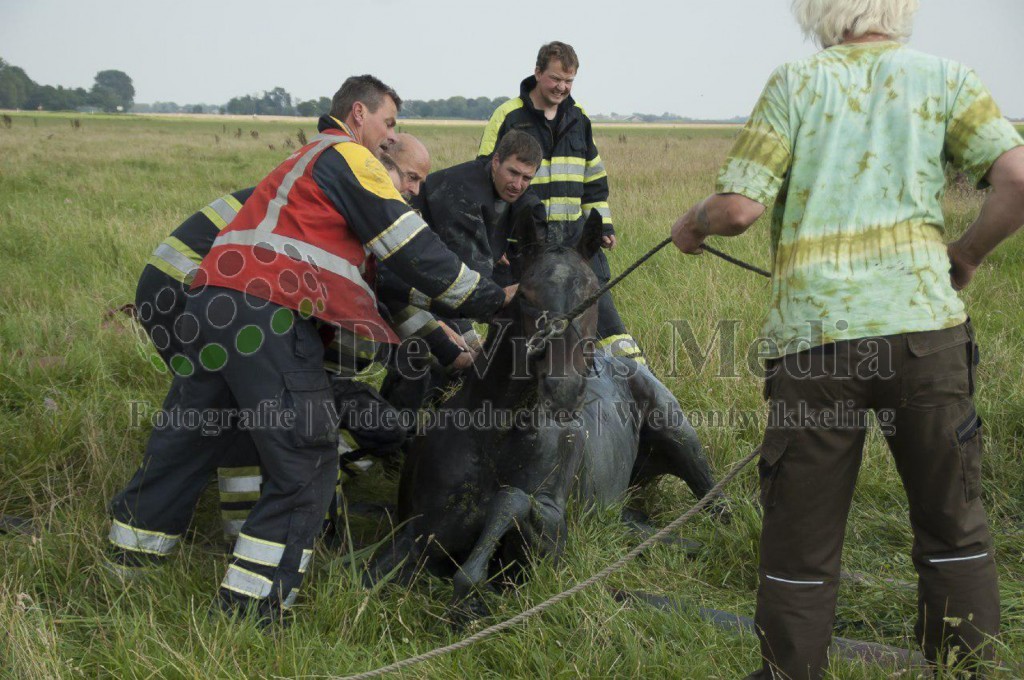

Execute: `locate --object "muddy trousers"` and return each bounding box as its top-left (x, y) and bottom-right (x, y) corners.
top-left (751, 323), bottom-right (998, 680)
top-left (135, 266), bottom-right (262, 541)
top-left (109, 287), bottom-right (339, 619)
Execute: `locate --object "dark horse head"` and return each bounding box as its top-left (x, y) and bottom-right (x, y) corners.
top-left (493, 209), bottom-right (607, 414)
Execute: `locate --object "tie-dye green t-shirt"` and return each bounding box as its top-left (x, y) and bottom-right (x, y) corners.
top-left (716, 42), bottom-right (1023, 357)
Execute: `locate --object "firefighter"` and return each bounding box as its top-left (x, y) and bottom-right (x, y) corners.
top-left (108, 74), bottom-right (516, 623)
top-left (378, 129), bottom-right (546, 411)
top-left (478, 41), bottom-right (643, 365)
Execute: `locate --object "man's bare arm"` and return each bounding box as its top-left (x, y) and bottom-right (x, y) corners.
top-left (671, 193), bottom-right (766, 254)
top-left (948, 146), bottom-right (1024, 290)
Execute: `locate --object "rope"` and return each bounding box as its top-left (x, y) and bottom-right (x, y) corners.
top-left (528, 237), bottom-right (770, 356)
top-left (328, 447), bottom-right (760, 680)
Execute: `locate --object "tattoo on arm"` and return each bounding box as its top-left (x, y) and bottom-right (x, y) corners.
top-left (697, 204), bottom-right (712, 235)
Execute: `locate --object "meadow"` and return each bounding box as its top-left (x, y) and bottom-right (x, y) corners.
top-left (0, 112), bottom-right (1022, 679)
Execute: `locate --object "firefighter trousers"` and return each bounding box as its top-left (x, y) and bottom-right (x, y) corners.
top-left (135, 265), bottom-right (261, 541)
top-left (109, 287), bottom-right (339, 619)
top-left (748, 322), bottom-right (999, 679)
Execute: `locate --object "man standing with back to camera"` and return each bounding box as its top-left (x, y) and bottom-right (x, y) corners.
top-left (672, 0), bottom-right (1024, 677)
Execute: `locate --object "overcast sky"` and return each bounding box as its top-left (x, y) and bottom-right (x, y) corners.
top-left (2, 0), bottom-right (1022, 119)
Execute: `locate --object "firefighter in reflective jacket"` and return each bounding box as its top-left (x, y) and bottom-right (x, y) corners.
top-left (108, 75), bottom-right (514, 622)
top-left (135, 182), bottom-right (411, 542)
top-left (478, 41), bottom-right (643, 364)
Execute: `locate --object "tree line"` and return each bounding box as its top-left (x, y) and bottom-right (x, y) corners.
top-left (0, 58), bottom-right (134, 112)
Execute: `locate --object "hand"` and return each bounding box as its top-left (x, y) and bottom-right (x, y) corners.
top-left (502, 284), bottom-right (519, 307)
top-left (450, 347), bottom-right (478, 371)
top-left (671, 201), bottom-right (709, 255)
top-left (601, 235), bottom-right (617, 250)
top-left (947, 242), bottom-right (981, 291)
top-left (438, 321), bottom-right (470, 352)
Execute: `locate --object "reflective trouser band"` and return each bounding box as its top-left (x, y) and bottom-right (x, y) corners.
top-left (598, 334), bottom-right (645, 363)
top-left (221, 564), bottom-right (273, 599)
top-left (409, 288), bottom-right (431, 311)
top-left (327, 327), bottom-right (381, 361)
top-left (283, 589), bottom-right (299, 608)
top-left (218, 467), bottom-right (262, 503)
top-left (201, 194), bottom-right (244, 229)
top-left (222, 518), bottom-right (246, 539)
top-left (765, 574), bottom-right (825, 586)
top-left (109, 519), bottom-right (179, 556)
top-left (233, 533), bottom-right (285, 568)
top-left (147, 236), bottom-right (203, 283)
top-left (299, 549), bottom-right (313, 574)
top-left (928, 552), bottom-right (989, 564)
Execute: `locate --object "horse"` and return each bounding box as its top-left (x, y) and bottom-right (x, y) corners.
top-left (365, 212), bottom-right (721, 616)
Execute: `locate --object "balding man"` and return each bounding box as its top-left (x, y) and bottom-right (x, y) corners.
top-left (385, 132), bottom-right (430, 199)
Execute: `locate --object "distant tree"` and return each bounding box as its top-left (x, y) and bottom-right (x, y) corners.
top-left (260, 86), bottom-right (294, 115)
top-left (0, 58), bottom-right (37, 109)
top-left (26, 84), bottom-right (90, 111)
top-left (91, 69), bottom-right (135, 112)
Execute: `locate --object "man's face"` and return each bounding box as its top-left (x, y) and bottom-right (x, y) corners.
top-left (491, 154), bottom-right (537, 202)
top-left (533, 62), bottom-right (576, 108)
top-left (395, 154), bottom-right (429, 198)
top-left (355, 96), bottom-right (398, 157)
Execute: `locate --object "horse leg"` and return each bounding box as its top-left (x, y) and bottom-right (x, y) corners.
top-left (632, 414), bottom-right (729, 521)
top-left (450, 486), bottom-right (534, 620)
top-left (362, 524), bottom-right (423, 588)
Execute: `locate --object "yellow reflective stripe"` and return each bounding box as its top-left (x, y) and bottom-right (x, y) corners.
top-left (394, 308), bottom-right (437, 339)
top-left (549, 156), bottom-right (586, 167)
top-left (298, 549), bottom-right (313, 574)
top-left (597, 334), bottom-right (631, 349)
top-left (221, 564), bottom-right (273, 599)
top-left (232, 533), bottom-right (286, 567)
top-left (478, 98), bottom-right (525, 156)
top-left (146, 250), bottom-right (191, 282)
top-left (201, 194), bottom-right (244, 229)
top-left (582, 201), bottom-right (613, 225)
top-left (109, 520), bottom-right (179, 556)
top-left (217, 474), bottom-right (262, 495)
top-left (365, 210), bottom-right (427, 261)
top-left (283, 588), bottom-right (299, 608)
top-left (222, 518), bottom-right (246, 538)
top-left (219, 466), bottom-right (260, 478)
top-left (337, 429), bottom-right (358, 454)
top-left (542, 197), bottom-right (583, 221)
top-left (584, 157), bottom-right (607, 183)
top-left (409, 288), bottom-right (431, 311)
top-left (148, 236), bottom-right (203, 282)
top-left (436, 263), bottom-right (481, 310)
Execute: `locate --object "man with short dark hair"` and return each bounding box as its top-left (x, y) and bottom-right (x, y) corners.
top-left (379, 130), bottom-right (546, 409)
top-left (479, 42), bottom-right (643, 364)
top-left (107, 74), bottom-right (516, 623)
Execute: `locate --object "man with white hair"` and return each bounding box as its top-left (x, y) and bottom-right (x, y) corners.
top-left (672, 1), bottom-right (1024, 677)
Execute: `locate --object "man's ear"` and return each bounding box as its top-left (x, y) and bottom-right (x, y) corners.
top-left (577, 210), bottom-right (604, 261)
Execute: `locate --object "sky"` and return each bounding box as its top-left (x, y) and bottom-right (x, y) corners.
top-left (2, 0), bottom-right (1022, 119)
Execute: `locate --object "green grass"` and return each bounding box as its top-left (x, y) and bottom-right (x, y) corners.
top-left (1, 112), bottom-right (1022, 678)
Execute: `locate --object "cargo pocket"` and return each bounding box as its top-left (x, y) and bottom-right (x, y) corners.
top-left (956, 408), bottom-right (983, 502)
top-left (903, 325), bottom-right (971, 408)
top-left (757, 433), bottom-right (789, 509)
top-left (283, 370), bottom-right (338, 449)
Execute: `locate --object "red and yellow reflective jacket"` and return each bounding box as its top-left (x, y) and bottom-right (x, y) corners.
top-left (195, 116), bottom-right (505, 344)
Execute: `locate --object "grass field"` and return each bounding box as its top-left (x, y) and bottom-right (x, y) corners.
top-left (1, 112), bottom-right (1022, 679)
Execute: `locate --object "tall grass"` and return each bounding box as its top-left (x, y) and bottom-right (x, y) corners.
top-left (0, 113), bottom-right (1021, 678)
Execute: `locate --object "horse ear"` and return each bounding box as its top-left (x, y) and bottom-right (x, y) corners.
top-left (509, 196), bottom-right (545, 266)
top-left (577, 210), bottom-right (604, 261)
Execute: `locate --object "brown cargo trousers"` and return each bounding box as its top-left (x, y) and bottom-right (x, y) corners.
top-left (748, 322), bottom-right (999, 680)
